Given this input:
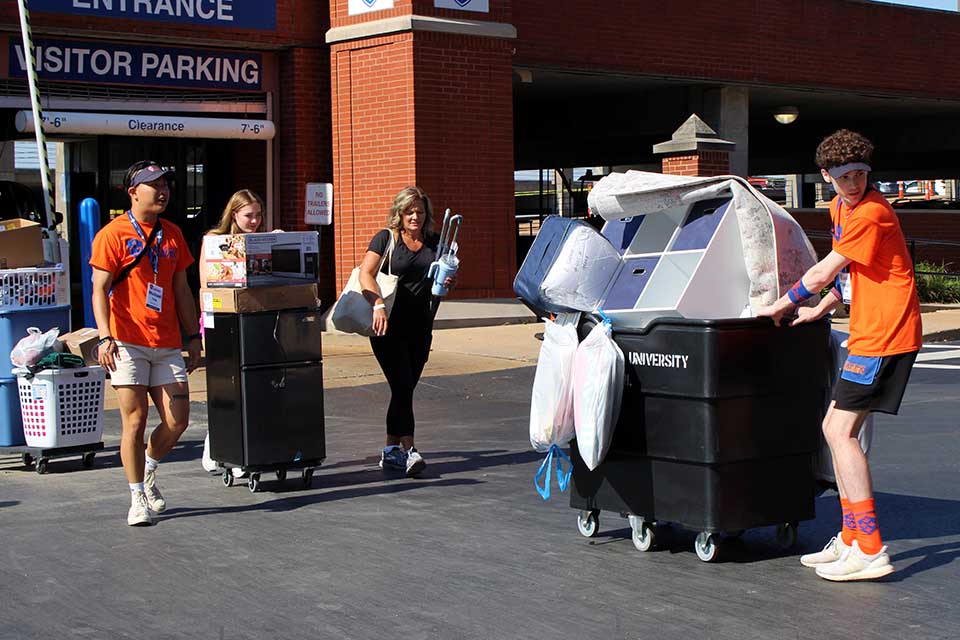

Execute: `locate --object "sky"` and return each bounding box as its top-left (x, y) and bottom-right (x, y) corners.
top-left (881, 0), bottom-right (956, 9)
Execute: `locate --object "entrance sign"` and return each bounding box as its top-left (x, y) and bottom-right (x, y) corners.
top-left (16, 111), bottom-right (276, 140)
top-left (304, 183), bottom-right (333, 226)
top-left (9, 38), bottom-right (262, 90)
top-left (348, 0), bottom-right (393, 15)
top-left (434, 0), bottom-right (489, 12)
top-left (28, 0), bottom-right (276, 31)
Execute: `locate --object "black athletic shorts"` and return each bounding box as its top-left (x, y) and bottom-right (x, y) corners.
top-left (833, 350), bottom-right (918, 415)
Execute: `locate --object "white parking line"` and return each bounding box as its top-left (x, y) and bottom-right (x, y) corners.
top-left (916, 349), bottom-right (960, 363)
top-left (914, 363), bottom-right (960, 370)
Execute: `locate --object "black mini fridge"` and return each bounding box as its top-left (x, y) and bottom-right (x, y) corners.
top-left (569, 316), bottom-right (832, 561)
top-left (205, 307), bottom-right (325, 491)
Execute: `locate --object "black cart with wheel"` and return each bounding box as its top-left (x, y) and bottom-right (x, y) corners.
top-left (205, 307), bottom-right (326, 493)
top-left (569, 317), bottom-right (831, 562)
top-left (1, 442), bottom-right (105, 474)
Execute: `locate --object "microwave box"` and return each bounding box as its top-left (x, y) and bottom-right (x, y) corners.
top-left (200, 283), bottom-right (320, 314)
top-left (57, 327), bottom-right (101, 366)
top-left (202, 231), bottom-right (319, 288)
top-left (0, 218), bottom-right (44, 269)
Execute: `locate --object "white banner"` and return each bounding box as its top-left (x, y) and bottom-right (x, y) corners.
top-left (348, 0), bottom-right (394, 15)
top-left (434, 0), bottom-right (489, 12)
top-left (15, 111), bottom-right (275, 140)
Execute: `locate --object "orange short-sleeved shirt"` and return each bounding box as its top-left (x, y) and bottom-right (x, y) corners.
top-left (90, 213), bottom-right (194, 349)
top-left (830, 190), bottom-right (922, 356)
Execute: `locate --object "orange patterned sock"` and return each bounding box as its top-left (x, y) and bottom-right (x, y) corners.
top-left (851, 498), bottom-right (883, 555)
top-left (840, 498), bottom-right (857, 546)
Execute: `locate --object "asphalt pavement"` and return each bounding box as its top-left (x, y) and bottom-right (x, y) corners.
top-left (1, 321), bottom-right (959, 639)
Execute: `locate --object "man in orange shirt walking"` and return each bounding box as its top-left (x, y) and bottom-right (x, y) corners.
top-left (90, 160), bottom-right (202, 526)
top-left (759, 129), bottom-right (922, 581)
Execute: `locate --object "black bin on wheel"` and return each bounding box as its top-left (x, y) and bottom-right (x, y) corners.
top-left (569, 317), bottom-right (832, 561)
top-left (205, 307), bottom-right (326, 492)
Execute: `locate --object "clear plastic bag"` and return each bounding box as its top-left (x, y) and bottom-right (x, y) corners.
top-left (10, 326), bottom-right (63, 368)
top-left (573, 320), bottom-right (625, 470)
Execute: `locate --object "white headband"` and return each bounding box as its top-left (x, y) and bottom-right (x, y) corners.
top-left (827, 162), bottom-right (871, 179)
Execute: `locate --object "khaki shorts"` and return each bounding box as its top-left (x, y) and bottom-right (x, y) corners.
top-left (111, 341), bottom-right (188, 388)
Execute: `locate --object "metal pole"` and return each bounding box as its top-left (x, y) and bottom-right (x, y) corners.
top-left (16, 0), bottom-right (56, 229)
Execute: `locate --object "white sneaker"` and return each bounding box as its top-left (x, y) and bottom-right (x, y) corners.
top-left (201, 433), bottom-right (218, 473)
top-left (405, 447), bottom-right (426, 477)
top-left (815, 539), bottom-right (895, 582)
top-left (800, 533), bottom-right (850, 568)
top-left (127, 491), bottom-right (154, 526)
top-left (144, 468), bottom-right (167, 513)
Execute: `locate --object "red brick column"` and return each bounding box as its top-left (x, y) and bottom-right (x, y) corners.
top-left (654, 114), bottom-right (734, 178)
top-left (661, 151), bottom-right (730, 177)
top-left (329, 12), bottom-right (516, 298)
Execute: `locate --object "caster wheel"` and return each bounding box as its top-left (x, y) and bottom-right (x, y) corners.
top-left (81, 452), bottom-right (95, 469)
top-left (302, 468), bottom-right (314, 488)
top-left (775, 523), bottom-right (799, 550)
top-left (222, 470), bottom-right (234, 487)
top-left (248, 472), bottom-right (261, 493)
top-left (630, 517), bottom-right (655, 552)
top-left (576, 510), bottom-right (600, 538)
top-left (35, 459), bottom-right (49, 475)
top-left (695, 532), bottom-right (720, 562)
top-left (22, 452), bottom-right (34, 467)
top-left (276, 469), bottom-right (287, 482)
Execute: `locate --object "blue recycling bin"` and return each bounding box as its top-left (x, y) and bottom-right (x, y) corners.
top-left (0, 305), bottom-right (71, 446)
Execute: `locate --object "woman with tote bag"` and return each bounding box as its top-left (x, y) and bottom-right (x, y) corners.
top-left (359, 186), bottom-right (456, 477)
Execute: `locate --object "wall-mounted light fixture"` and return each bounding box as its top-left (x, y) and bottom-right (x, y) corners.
top-left (773, 106), bottom-right (799, 125)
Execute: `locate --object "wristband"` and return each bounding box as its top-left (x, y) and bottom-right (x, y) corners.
top-left (97, 336), bottom-right (114, 347)
top-left (187, 333), bottom-right (202, 342)
top-left (787, 278), bottom-right (814, 304)
top-left (373, 303), bottom-right (386, 311)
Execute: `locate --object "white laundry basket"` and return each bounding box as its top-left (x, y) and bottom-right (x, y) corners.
top-left (16, 366), bottom-right (105, 449)
top-left (0, 266), bottom-right (68, 310)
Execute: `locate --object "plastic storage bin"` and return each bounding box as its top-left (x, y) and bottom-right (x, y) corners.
top-left (0, 304), bottom-right (71, 378)
top-left (569, 316), bottom-right (832, 561)
top-left (0, 376), bottom-right (25, 446)
top-left (0, 266), bottom-right (68, 310)
top-left (16, 366), bottom-right (105, 449)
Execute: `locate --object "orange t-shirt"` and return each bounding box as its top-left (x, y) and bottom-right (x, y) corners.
top-left (830, 190), bottom-right (922, 356)
top-left (90, 213), bottom-right (194, 348)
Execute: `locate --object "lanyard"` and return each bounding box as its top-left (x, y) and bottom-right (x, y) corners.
top-left (126, 211), bottom-right (163, 282)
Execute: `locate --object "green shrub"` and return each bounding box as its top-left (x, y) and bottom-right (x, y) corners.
top-left (914, 261), bottom-right (960, 304)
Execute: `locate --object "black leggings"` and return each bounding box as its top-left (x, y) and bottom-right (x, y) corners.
top-left (370, 331), bottom-right (432, 438)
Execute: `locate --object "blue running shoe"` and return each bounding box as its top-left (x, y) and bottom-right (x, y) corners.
top-left (379, 445), bottom-right (407, 470)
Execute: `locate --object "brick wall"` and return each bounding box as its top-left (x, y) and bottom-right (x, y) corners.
top-left (662, 151), bottom-right (730, 177)
top-left (513, 1), bottom-right (960, 102)
top-left (278, 46), bottom-right (335, 304)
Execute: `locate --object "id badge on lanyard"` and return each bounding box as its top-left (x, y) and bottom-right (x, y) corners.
top-left (835, 201), bottom-right (853, 304)
top-left (128, 212), bottom-right (164, 312)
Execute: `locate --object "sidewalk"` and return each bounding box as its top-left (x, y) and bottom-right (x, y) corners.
top-left (103, 301), bottom-right (960, 410)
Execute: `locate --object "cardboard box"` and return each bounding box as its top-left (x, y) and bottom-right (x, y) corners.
top-left (0, 219), bottom-right (44, 269)
top-left (200, 283), bottom-right (320, 314)
top-left (202, 231), bottom-right (319, 288)
top-left (57, 327), bottom-right (100, 366)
